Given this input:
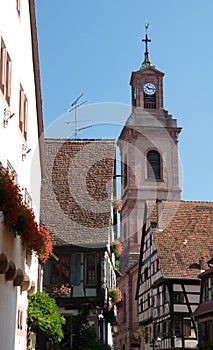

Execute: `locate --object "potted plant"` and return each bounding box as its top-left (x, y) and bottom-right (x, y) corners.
top-left (113, 197), bottom-right (122, 212)
top-left (51, 284), bottom-right (72, 298)
top-left (112, 239), bottom-right (123, 257)
top-left (108, 287), bottom-right (123, 310)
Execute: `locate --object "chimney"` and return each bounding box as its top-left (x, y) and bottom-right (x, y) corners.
top-left (199, 257), bottom-right (205, 272)
top-left (156, 199), bottom-right (163, 231)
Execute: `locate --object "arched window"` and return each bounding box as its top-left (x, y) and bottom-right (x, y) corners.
top-left (147, 150), bottom-right (161, 180)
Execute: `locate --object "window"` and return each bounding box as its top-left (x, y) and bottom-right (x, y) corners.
top-left (173, 319), bottom-right (191, 337)
top-left (17, 309), bottom-right (23, 330)
top-left (147, 293), bottom-right (152, 307)
top-left (173, 292), bottom-right (184, 303)
top-left (85, 253), bottom-right (96, 285)
top-left (203, 280), bottom-right (208, 302)
top-left (174, 319), bottom-right (181, 336)
top-left (144, 267), bottom-right (148, 281)
top-left (50, 256), bottom-right (70, 284)
top-left (140, 297), bottom-right (143, 313)
top-left (19, 84), bottom-right (28, 141)
top-left (17, 306), bottom-right (24, 335)
top-left (147, 150), bottom-right (161, 180)
top-left (0, 38), bottom-right (12, 105)
top-left (183, 319), bottom-right (191, 337)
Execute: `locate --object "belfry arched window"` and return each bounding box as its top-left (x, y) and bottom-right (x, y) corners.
top-left (147, 150), bottom-right (161, 180)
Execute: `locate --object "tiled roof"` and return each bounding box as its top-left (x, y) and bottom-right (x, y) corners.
top-left (40, 139), bottom-right (116, 247)
top-left (147, 201), bottom-right (213, 279)
top-left (193, 300), bottom-right (213, 318)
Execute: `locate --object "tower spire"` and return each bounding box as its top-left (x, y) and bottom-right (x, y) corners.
top-left (141, 22), bottom-right (152, 69)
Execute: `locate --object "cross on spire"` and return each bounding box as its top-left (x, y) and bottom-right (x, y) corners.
top-left (142, 22), bottom-right (151, 54)
top-left (141, 22), bottom-right (152, 69)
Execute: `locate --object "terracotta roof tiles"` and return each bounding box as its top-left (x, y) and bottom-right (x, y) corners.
top-left (40, 139), bottom-right (116, 247)
top-left (147, 201), bottom-right (213, 279)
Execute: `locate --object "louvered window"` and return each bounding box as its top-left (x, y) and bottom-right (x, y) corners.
top-left (147, 150), bottom-right (161, 180)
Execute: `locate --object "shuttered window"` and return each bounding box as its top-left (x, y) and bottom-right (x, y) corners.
top-left (0, 38), bottom-right (12, 105)
top-left (183, 319), bottom-right (191, 337)
top-left (50, 256), bottom-right (70, 284)
top-left (85, 253), bottom-right (96, 285)
top-left (71, 253), bottom-right (81, 285)
top-left (147, 150), bottom-right (161, 180)
top-left (19, 85), bottom-right (28, 141)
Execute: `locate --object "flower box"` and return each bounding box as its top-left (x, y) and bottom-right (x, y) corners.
top-left (0, 162), bottom-right (52, 262)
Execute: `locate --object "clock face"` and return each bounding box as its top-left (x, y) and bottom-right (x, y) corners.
top-left (143, 82), bottom-right (156, 95)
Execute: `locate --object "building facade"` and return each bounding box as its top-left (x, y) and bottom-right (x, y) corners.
top-left (0, 1), bottom-right (44, 349)
top-left (41, 139), bottom-right (118, 348)
top-left (136, 200), bottom-right (213, 350)
top-left (193, 258), bottom-right (213, 349)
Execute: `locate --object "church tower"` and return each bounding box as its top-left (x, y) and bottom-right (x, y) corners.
top-left (118, 23), bottom-right (182, 272)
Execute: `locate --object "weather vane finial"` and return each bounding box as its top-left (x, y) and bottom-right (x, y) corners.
top-left (141, 21), bottom-right (152, 69)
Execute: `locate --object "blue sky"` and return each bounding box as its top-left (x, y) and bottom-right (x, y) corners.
top-left (35, 0), bottom-right (213, 202)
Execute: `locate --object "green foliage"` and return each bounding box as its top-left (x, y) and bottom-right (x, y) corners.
top-left (115, 258), bottom-right (120, 270)
top-left (197, 341), bottom-right (213, 349)
top-left (71, 305), bottom-right (110, 350)
top-left (28, 291), bottom-right (65, 344)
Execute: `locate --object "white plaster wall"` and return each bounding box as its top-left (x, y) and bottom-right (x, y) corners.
top-left (0, 0), bottom-right (41, 219)
top-left (0, 1), bottom-right (42, 349)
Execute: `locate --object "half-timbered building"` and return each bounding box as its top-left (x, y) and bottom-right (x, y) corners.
top-left (193, 258), bottom-right (213, 348)
top-left (41, 138), bottom-right (118, 348)
top-left (136, 200), bottom-right (213, 350)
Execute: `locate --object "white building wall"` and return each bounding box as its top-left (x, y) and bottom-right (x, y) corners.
top-left (0, 1), bottom-right (42, 349)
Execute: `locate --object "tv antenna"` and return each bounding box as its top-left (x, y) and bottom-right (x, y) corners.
top-left (68, 93), bottom-right (87, 138)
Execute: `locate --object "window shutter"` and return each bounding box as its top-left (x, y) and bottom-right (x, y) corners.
top-left (7, 59), bottom-right (12, 98)
top-left (147, 150), bottom-right (161, 180)
top-left (24, 99), bottom-right (28, 140)
top-left (71, 253), bottom-right (81, 285)
top-left (183, 319), bottom-right (191, 337)
top-left (19, 89), bottom-right (24, 122)
top-left (1, 48), bottom-right (7, 87)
